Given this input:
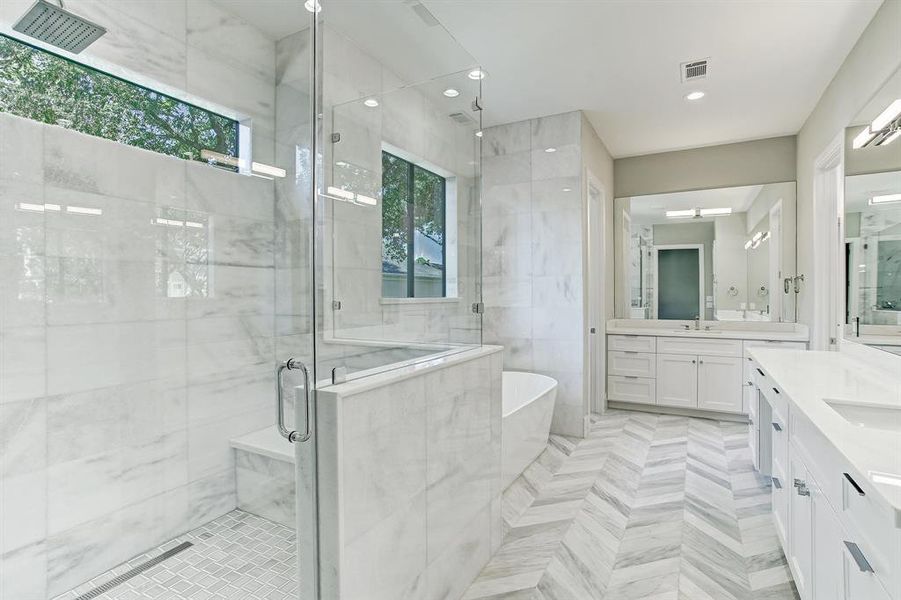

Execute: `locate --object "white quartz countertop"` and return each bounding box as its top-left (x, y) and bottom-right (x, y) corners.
top-left (749, 347), bottom-right (901, 526)
top-left (606, 323), bottom-right (809, 342)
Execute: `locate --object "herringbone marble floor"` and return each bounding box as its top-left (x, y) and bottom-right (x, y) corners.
top-left (463, 409), bottom-right (800, 600)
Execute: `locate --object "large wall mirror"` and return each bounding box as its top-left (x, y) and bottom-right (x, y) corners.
top-left (843, 66), bottom-right (901, 355)
top-left (614, 182), bottom-right (798, 322)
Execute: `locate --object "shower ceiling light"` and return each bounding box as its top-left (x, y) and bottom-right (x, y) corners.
top-left (364, 98), bottom-right (379, 108)
top-left (304, 0), bottom-right (322, 13)
top-left (443, 88), bottom-right (460, 98)
top-left (475, 130), bottom-right (483, 138)
top-left (468, 69), bottom-right (487, 80)
top-left (869, 193), bottom-right (901, 205)
top-left (685, 91), bottom-right (705, 101)
top-left (562, 187), bottom-right (572, 192)
top-left (544, 147), bottom-right (557, 153)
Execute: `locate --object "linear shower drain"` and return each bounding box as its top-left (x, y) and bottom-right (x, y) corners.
top-left (72, 541), bottom-right (193, 600)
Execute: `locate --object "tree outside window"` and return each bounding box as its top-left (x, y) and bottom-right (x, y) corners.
top-left (381, 151), bottom-right (446, 298)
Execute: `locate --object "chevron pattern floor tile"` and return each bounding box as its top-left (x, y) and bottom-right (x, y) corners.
top-left (463, 410), bottom-right (800, 600)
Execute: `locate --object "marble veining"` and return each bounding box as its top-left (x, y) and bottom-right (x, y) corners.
top-left (464, 410), bottom-right (799, 600)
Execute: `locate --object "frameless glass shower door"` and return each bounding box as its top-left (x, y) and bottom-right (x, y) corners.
top-left (0, 1), bottom-right (319, 598)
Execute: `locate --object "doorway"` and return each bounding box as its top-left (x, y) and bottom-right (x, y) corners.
top-left (653, 244), bottom-right (704, 320)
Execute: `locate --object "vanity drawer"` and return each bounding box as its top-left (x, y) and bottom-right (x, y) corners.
top-left (608, 351), bottom-right (656, 378)
top-left (657, 336), bottom-right (742, 357)
top-left (839, 471), bottom-right (901, 596)
top-left (608, 335), bottom-right (656, 353)
top-left (608, 376), bottom-right (656, 405)
top-left (771, 411), bottom-right (788, 476)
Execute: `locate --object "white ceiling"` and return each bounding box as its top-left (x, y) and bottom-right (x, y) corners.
top-left (422, 0), bottom-right (882, 157)
top-left (630, 185), bottom-right (762, 224)
top-left (215, 0), bottom-right (881, 158)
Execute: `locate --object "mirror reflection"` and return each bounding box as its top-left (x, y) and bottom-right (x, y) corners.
top-left (842, 66), bottom-right (901, 355)
top-left (616, 182), bottom-right (797, 322)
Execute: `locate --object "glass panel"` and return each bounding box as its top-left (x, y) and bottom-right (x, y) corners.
top-left (318, 0), bottom-right (483, 383)
top-left (0, 2), bottom-right (317, 598)
top-left (657, 248), bottom-right (701, 319)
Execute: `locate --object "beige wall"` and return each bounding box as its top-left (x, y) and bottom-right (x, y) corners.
top-left (613, 136), bottom-right (797, 198)
top-left (795, 0), bottom-right (901, 329)
top-left (844, 122), bottom-right (901, 176)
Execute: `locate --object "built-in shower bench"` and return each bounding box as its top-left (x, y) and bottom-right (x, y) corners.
top-left (230, 426), bottom-right (295, 528)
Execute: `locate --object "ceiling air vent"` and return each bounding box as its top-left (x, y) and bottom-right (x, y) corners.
top-left (681, 59), bottom-right (708, 82)
top-left (408, 1), bottom-right (440, 27)
top-left (449, 112), bottom-right (476, 126)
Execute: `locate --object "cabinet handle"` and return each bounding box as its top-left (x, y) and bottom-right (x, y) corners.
top-left (843, 541), bottom-right (874, 573)
top-left (624, 350), bottom-right (638, 354)
top-left (843, 473), bottom-right (865, 497)
top-left (772, 422), bottom-right (783, 432)
top-left (691, 359), bottom-right (696, 364)
top-left (772, 477), bottom-right (782, 489)
top-left (699, 360), bottom-right (704, 364)
top-left (624, 376), bottom-right (638, 379)
top-left (756, 367), bottom-right (765, 377)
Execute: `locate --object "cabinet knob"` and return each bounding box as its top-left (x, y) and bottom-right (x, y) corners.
top-left (699, 360), bottom-right (704, 364)
top-left (691, 359), bottom-right (696, 364)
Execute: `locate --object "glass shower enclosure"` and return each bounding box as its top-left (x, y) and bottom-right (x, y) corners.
top-left (0, 0), bottom-right (481, 598)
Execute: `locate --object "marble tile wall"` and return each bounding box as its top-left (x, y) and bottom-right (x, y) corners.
top-left (481, 111), bottom-right (587, 438)
top-left (301, 347), bottom-right (503, 600)
top-left (0, 1), bottom-right (286, 596)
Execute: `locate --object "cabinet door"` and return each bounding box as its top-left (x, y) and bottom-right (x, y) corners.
top-left (789, 451), bottom-right (813, 600)
top-left (656, 353), bottom-right (697, 408)
top-left (811, 477), bottom-right (843, 600)
top-left (697, 354), bottom-right (743, 413)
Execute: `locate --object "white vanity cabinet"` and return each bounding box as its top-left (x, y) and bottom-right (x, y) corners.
top-left (608, 331), bottom-right (806, 417)
top-left (752, 356), bottom-right (901, 600)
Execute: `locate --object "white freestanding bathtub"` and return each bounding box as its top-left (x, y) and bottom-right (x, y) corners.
top-left (501, 371), bottom-right (558, 490)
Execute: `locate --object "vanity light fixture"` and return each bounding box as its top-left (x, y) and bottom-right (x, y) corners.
top-left (869, 193), bottom-right (901, 205)
top-left (66, 205), bottom-right (103, 215)
top-left (544, 147), bottom-right (557, 153)
top-left (871, 99), bottom-right (901, 131)
top-left (761, 231), bottom-right (771, 242)
top-left (744, 240), bottom-right (753, 250)
top-left (853, 98), bottom-right (901, 148)
top-left (685, 91), bottom-right (705, 101)
top-left (752, 231), bottom-right (763, 243)
top-left (880, 129), bottom-right (901, 147)
top-left (665, 209), bottom-right (697, 218)
top-left (699, 207), bottom-right (732, 217)
top-left (468, 69), bottom-right (487, 80)
top-left (363, 98), bottom-right (379, 108)
top-left (443, 88), bottom-right (460, 98)
top-left (304, 0), bottom-right (321, 13)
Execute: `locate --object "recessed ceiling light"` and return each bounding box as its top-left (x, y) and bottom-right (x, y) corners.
top-left (545, 147), bottom-right (557, 153)
top-left (443, 88), bottom-right (460, 98)
top-left (468, 69), bottom-right (487, 80)
top-left (304, 0), bottom-right (321, 13)
top-left (475, 130), bottom-right (483, 138)
top-left (685, 91), bottom-right (705, 101)
top-left (363, 98), bottom-right (379, 108)
top-left (562, 187), bottom-right (572, 192)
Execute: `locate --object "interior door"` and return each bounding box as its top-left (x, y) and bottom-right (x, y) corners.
top-left (656, 247), bottom-right (702, 320)
top-left (656, 353), bottom-right (698, 407)
top-left (697, 354), bottom-right (742, 412)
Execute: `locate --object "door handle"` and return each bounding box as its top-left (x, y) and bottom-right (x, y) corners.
top-left (277, 358), bottom-right (312, 443)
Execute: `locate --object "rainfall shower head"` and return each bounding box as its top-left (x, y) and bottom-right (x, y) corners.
top-left (13, 0), bottom-right (106, 54)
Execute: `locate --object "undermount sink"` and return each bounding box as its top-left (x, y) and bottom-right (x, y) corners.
top-left (825, 399), bottom-right (901, 433)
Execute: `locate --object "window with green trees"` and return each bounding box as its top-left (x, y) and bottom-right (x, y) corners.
top-left (381, 151), bottom-right (447, 298)
top-left (0, 34), bottom-right (239, 165)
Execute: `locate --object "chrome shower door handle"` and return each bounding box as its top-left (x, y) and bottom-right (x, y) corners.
top-left (277, 358), bottom-right (312, 443)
